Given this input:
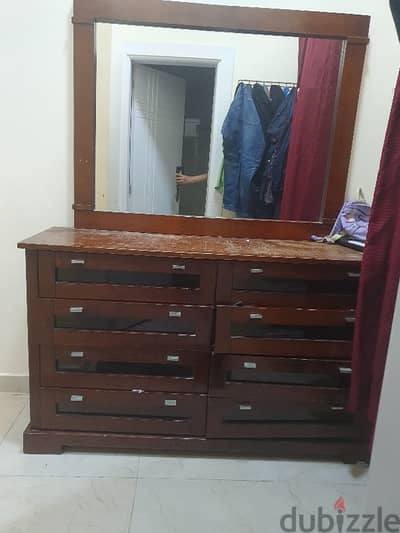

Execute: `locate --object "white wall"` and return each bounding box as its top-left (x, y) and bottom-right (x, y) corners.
top-left (0, 0), bottom-right (398, 383)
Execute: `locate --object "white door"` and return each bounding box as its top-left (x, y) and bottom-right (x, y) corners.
top-left (128, 64), bottom-right (186, 215)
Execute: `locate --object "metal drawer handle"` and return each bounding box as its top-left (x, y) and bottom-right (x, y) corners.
top-left (169, 311), bottom-right (182, 318)
top-left (70, 351), bottom-right (84, 358)
top-left (250, 268), bottom-right (264, 274)
top-left (250, 313), bottom-right (263, 320)
top-left (70, 259), bottom-right (85, 265)
top-left (167, 354), bottom-right (180, 362)
top-left (164, 399), bottom-right (177, 407)
top-left (70, 394), bottom-right (84, 402)
top-left (339, 367), bottom-right (352, 375)
top-left (347, 272), bottom-right (360, 278)
top-left (172, 264), bottom-right (186, 271)
top-left (239, 404), bottom-right (252, 411)
top-left (69, 307), bottom-right (84, 313)
top-left (331, 406), bottom-right (345, 411)
top-left (345, 316), bottom-right (356, 324)
top-left (244, 362), bottom-right (257, 369)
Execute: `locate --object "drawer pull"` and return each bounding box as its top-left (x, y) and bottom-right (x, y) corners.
top-left (69, 307), bottom-right (84, 313)
top-left (339, 366), bottom-right (352, 375)
top-left (70, 259), bottom-right (85, 265)
top-left (244, 361), bottom-right (257, 369)
top-left (167, 354), bottom-right (180, 362)
top-left (164, 399), bottom-right (177, 407)
top-left (249, 313), bottom-right (263, 320)
top-left (70, 351), bottom-right (84, 358)
top-left (169, 311), bottom-right (182, 318)
top-left (344, 316), bottom-right (356, 324)
top-left (347, 272), bottom-right (360, 278)
top-left (250, 268), bottom-right (264, 274)
top-left (239, 404), bottom-right (252, 411)
top-left (331, 406), bottom-right (345, 411)
top-left (70, 394), bottom-right (84, 402)
top-left (172, 264), bottom-right (186, 271)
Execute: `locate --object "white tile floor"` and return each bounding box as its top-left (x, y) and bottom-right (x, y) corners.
top-left (0, 393), bottom-right (369, 533)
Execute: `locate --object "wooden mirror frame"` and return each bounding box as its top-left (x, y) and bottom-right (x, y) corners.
top-left (73, 0), bottom-right (370, 240)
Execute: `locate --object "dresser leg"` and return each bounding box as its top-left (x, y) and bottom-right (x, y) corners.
top-left (23, 425), bottom-right (64, 455)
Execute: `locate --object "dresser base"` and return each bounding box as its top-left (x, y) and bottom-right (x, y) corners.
top-left (23, 425), bottom-right (368, 464)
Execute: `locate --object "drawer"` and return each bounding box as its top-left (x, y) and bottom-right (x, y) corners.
top-left (39, 252), bottom-right (217, 304)
top-left (38, 299), bottom-right (213, 350)
top-left (39, 388), bottom-right (207, 436)
top-left (210, 354), bottom-right (352, 397)
top-left (217, 261), bottom-right (359, 307)
top-left (40, 346), bottom-right (210, 393)
top-left (215, 306), bottom-right (355, 356)
top-left (207, 390), bottom-right (358, 440)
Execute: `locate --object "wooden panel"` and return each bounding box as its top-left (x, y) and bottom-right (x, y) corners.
top-left (42, 299), bottom-right (213, 350)
top-left (40, 345), bottom-right (210, 393)
top-left (206, 395), bottom-right (359, 440)
top-left (209, 354), bottom-right (352, 397)
top-left (39, 388), bottom-right (207, 436)
top-left (51, 252), bottom-right (217, 304)
top-left (74, 22), bottom-right (96, 210)
top-left (74, 0), bottom-right (370, 39)
top-left (18, 228), bottom-right (363, 264)
top-left (24, 425), bottom-right (368, 463)
top-left (324, 42), bottom-right (368, 220)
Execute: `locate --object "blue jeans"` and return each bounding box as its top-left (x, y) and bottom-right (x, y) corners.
top-left (222, 84), bottom-right (265, 218)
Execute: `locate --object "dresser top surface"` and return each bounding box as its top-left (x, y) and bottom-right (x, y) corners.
top-left (18, 227), bottom-right (362, 264)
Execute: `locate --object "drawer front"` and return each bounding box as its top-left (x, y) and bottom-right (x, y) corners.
top-left (215, 306), bottom-right (355, 355)
top-left (39, 252), bottom-right (217, 304)
top-left (210, 354), bottom-right (352, 397)
top-left (217, 261), bottom-right (359, 307)
top-left (207, 391), bottom-right (358, 440)
top-left (40, 346), bottom-right (210, 393)
top-left (39, 299), bottom-right (213, 350)
top-left (39, 388), bottom-right (207, 436)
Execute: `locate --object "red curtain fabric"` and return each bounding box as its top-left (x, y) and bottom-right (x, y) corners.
top-left (349, 70), bottom-right (400, 433)
top-left (279, 38), bottom-right (342, 221)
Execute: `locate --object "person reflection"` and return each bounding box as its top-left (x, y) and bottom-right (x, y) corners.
top-left (176, 172), bottom-right (208, 185)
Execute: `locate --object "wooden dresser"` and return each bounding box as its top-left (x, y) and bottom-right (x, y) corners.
top-left (18, 227), bottom-right (365, 461)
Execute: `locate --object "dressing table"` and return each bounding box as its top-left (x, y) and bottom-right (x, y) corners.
top-left (19, 0), bottom-right (369, 462)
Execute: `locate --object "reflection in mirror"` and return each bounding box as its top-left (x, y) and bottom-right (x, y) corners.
top-left (95, 23), bottom-right (344, 221)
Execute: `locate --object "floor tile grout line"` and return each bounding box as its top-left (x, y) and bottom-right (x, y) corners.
top-left (126, 478), bottom-right (139, 533)
top-left (0, 399), bottom-right (28, 449)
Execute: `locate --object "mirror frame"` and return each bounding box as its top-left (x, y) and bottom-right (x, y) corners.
top-left (72, 0), bottom-right (370, 239)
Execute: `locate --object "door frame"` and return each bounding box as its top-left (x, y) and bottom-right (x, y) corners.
top-left (107, 30), bottom-right (235, 214)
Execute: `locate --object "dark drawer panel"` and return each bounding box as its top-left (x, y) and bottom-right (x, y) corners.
top-left (40, 346), bottom-right (210, 393)
top-left (210, 355), bottom-right (351, 397)
top-left (215, 306), bottom-right (355, 354)
top-left (207, 393), bottom-right (358, 440)
top-left (217, 262), bottom-right (359, 307)
top-left (39, 388), bottom-right (207, 436)
top-left (38, 300), bottom-right (213, 350)
top-left (39, 252), bottom-right (217, 304)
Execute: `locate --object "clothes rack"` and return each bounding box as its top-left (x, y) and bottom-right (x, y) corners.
top-left (238, 79), bottom-right (297, 88)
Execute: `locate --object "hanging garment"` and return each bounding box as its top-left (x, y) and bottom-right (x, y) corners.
top-left (279, 38), bottom-right (342, 221)
top-left (270, 85), bottom-right (285, 114)
top-left (349, 70), bottom-right (400, 444)
top-left (222, 83), bottom-right (265, 217)
top-left (249, 89), bottom-right (296, 219)
top-left (390, 0), bottom-right (400, 40)
top-left (252, 83), bottom-right (273, 141)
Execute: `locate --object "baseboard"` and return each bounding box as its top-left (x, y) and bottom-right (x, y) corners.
top-left (0, 375), bottom-right (29, 393)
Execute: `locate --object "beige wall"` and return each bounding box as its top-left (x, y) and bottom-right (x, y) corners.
top-left (0, 0), bottom-right (398, 380)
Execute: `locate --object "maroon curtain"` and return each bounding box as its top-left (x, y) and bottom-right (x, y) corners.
top-left (349, 70), bottom-right (400, 436)
top-left (279, 38), bottom-right (342, 221)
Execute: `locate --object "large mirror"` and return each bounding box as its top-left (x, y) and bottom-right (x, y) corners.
top-left (95, 23), bottom-right (344, 222)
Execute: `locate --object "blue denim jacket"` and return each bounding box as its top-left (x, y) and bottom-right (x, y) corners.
top-left (222, 84), bottom-right (265, 217)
